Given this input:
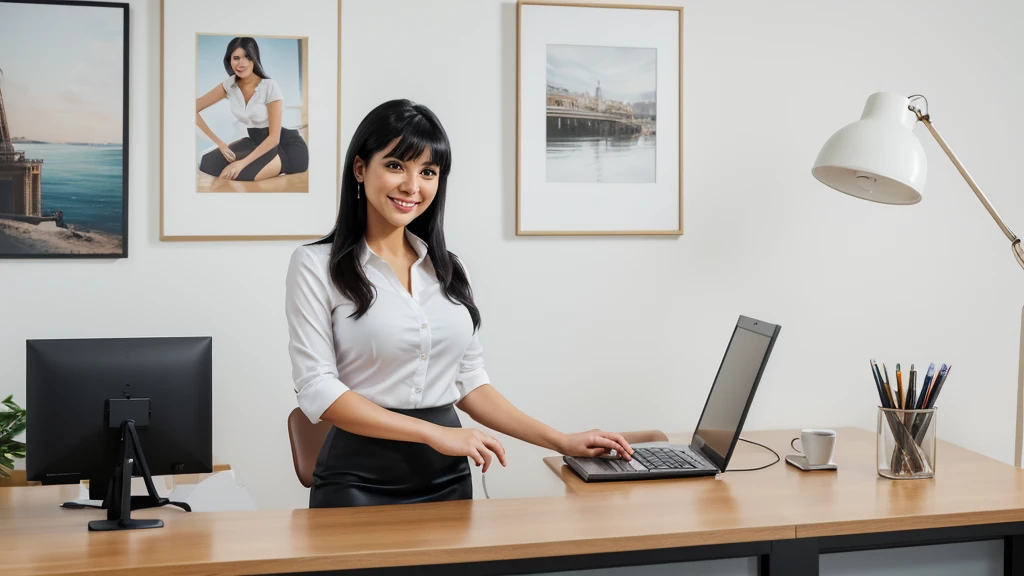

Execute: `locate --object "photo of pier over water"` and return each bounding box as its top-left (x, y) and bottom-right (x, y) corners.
top-left (545, 44), bottom-right (656, 184)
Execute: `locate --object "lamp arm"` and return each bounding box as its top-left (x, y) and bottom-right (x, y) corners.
top-left (917, 116), bottom-right (1024, 268)
top-left (916, 113), bottom-right (1024, 469)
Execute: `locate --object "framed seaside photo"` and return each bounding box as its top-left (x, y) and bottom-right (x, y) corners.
top-left (516, 1), bottom-right (683, 236)
top-left (160, 0), bottom-right (339, 241)
top-left (0, 0), bottom-right (129, 258)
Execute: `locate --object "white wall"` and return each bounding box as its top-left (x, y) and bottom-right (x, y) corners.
top-left (4, 0), bottom-right (1023, 543)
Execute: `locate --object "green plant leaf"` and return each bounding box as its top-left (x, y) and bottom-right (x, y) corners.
top-left (8, 421), bottom-right (25, 437)
top-left (0, 395), bottom-right (26, 472)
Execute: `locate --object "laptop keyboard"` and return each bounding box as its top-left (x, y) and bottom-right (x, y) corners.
top-left (632, 447), bottom-right (703, 470)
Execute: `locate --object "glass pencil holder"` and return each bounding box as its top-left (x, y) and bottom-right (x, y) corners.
top-left (876, 406), bottom-right (937, 480)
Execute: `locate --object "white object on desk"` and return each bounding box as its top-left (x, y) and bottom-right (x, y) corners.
top-left (168, 470), bottom-right (256, 512)
top-left (790, 428), bottom-right (837, 466)
top-left (785, 454), bottom-right (838, 471)
top-left (62, 472), bottom-right (255, 512)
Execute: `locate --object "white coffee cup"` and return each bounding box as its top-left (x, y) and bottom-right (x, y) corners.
top-left (791, 428), bottom-right (837, 466)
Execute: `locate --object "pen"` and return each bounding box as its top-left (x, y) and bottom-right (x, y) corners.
top-left (915, 363), bottom-right (936, 409)
top-left (908, 363), bottom-right (934, 440)
top-left (924, 364), bottom-right (950, 409)
top-left (914, 364), bottom-right (951, 444)
top-left (903, 364), bottom-right (917, 431)
top-left (896, 363), bottom-right (905, 409)
top-left (906, 364), bottom-right (917, 411)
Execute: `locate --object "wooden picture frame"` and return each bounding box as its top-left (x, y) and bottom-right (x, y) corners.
top-left (159, 0), bottom-right (341, 241)
top-left (516, 1), bottom-right (683, 236)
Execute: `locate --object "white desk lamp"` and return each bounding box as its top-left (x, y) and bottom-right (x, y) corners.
top-left (811, 92), bottom-right (1024, 466)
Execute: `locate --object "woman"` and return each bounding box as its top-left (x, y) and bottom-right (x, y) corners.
top-left (285, 100), bottom-right (633, 508)
top-left (196, 37), bottom-right (309, 182)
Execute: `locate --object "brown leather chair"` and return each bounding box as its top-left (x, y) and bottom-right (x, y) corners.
top-left (287, 407), bottom-right (332, 488)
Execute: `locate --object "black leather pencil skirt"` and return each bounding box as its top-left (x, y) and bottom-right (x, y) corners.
top-left (198, 127), bottom-right (309, 181)
top-left (308, 404), bottom-right (472, 508)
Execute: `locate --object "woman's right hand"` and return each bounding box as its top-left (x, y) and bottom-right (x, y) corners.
top-left (218, 142), bottom-right (236, 162)
top-left (428, 427), bottom-right (507, 472)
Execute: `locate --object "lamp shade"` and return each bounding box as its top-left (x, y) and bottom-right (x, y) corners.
top-left (812, 92), bottom-right (927, 205)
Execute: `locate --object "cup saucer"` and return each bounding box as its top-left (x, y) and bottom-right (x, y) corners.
top-left (785, 454), bottom-right (838, 471)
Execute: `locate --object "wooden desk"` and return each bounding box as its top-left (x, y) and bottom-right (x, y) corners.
top-left (545, 428), bottom-right (1024, 575)
top-left (3, 428), bottom-right (1024, 576)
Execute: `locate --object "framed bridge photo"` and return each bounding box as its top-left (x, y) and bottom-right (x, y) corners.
top-left (516, 1), bottom-right (683, 236)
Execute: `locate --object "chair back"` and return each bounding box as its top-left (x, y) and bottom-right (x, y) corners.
top-left (287, 407), bottom-right (332, 488)
top-left (620, 430), bottom-right (669, 445)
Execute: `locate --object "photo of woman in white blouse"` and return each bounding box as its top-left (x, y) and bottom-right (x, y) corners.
top-left (285, 99), bottom-right (633, 509)
top-left (196, 37), bottom-right (309, 191)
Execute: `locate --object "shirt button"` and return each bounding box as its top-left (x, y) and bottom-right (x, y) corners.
top-left (420, 354), bottom-right (427, 360)
top-left (413, 387), bottom-right (423, 394)
top-left (421, 323), bottom-right (428, 329)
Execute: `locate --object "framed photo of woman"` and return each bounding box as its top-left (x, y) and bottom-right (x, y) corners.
top-left (160, 0), bottom-right (339, 241)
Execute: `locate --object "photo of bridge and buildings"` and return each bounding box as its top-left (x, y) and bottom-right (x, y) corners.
top-left (545, 44), bottom-right (657, 184)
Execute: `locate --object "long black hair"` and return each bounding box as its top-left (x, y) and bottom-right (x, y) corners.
top-left (313, 99), bottom-right (481, 331)
top-left (222, 37), bottom-right (270, 80)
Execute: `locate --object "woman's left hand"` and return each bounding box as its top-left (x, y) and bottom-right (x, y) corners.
top-left (558, 430), bottom-right (634, 460)
top-left (219, 160), bottom-right (246, 180)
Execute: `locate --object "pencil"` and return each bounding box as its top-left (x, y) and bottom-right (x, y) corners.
top-left (896, 363), bottom-right (904, 409)
top-left (882, 363), bottom-right (898, 409)
top-left (870, 359), bottom-right (891, 408)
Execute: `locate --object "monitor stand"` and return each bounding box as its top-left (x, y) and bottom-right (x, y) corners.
top-left (87, 419), bottom-right (191, 531)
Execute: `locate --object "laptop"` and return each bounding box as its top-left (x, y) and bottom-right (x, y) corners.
top-left (563, 315), bottom-right (781, 482)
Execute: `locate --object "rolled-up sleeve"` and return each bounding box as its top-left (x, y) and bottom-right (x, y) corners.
top-left (456, 330), bottom-right (491, 398)
top-left (455, 260), bottom-right (491, 397)
top-left (285, 247), bottom-right (349, 423)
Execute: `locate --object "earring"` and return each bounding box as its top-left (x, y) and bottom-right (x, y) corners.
top-left (357, 182), bottom-right (361, 199)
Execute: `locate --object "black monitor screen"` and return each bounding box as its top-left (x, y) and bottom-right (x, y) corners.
top-left (26, 337), bottom-right (213, 500)
top-left (693, 317), bottom-right (779, 470)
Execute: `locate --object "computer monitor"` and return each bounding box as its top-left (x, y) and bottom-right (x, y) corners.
top-left (26, 336), bottom-right (212, 530)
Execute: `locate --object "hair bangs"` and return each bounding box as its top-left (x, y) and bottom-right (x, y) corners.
top-left (385, 116), bottom-right (451, 173)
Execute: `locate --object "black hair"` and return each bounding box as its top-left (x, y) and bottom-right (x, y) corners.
top-left (312, 99), bottom-right (480, 331)
top-left (222, 37), bottom-right (270, 80)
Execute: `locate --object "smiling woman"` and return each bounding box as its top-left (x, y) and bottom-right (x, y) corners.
top-left (284, 99), bottom-right (636, 509)
top-left (195, 35), bottom-right (309, 192)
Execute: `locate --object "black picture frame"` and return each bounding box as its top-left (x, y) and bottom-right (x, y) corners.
top-left (0, 0), bottom-right (129, 259)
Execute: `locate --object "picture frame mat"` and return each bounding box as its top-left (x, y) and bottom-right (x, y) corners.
top-left (516, 1), bottom-right (683, 236)
top-left (160, 0), bottom-right (340, 240)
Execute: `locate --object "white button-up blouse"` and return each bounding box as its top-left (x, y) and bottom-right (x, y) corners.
top-left (285, 231), bottom-right (491, 423)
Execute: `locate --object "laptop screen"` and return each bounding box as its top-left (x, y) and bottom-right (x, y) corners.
top-left (691, 316), bottom-right (780, 471)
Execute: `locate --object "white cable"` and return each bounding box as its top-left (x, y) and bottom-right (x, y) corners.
top-left (481, 471), bottom-right (490, 499)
